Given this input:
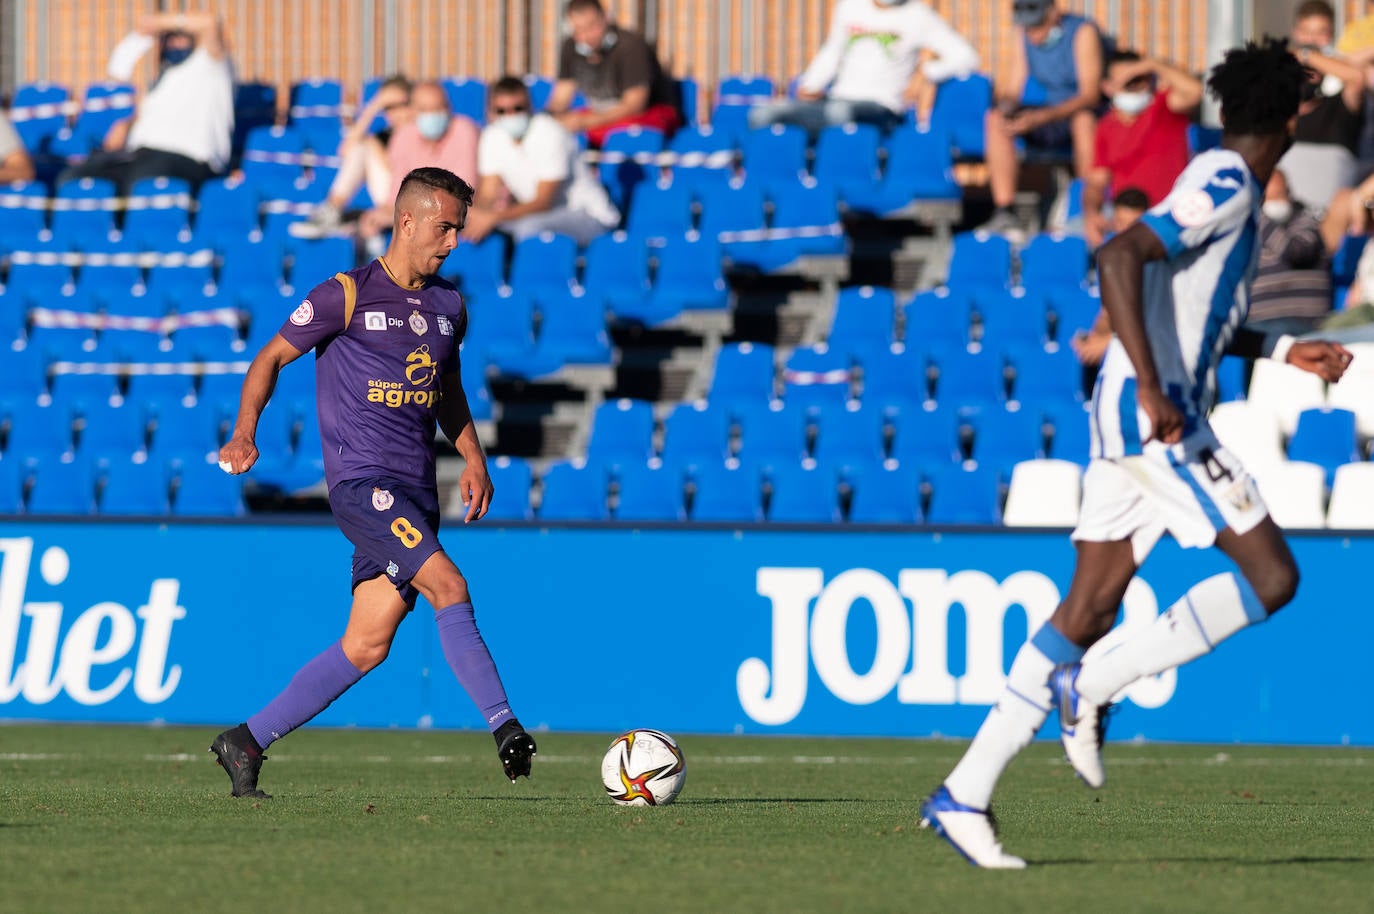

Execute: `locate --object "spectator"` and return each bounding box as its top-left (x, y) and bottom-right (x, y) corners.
top-left (546, 0), bottom-right (681, 147)
top-left (292, 75), bottom-right (413, 239)
top-left (59, 11), bottom-right (233, 195)
top-left (1071, 186), bottom-right (1147, 371)
top-left (980, 0), bottom-right (1107, 240)
top-left (1320, 167), bottom-right (1374, 254)
top-left (353, 81), bottom-right (478, 248)
top-left (1280, 0), bottom-right (1365, 215)
top-left (1247, 168), bottom-right (1332, 338)
top-left (462, 76), bottom-right (619, 247)
top-left (1081, 51), bottom-right (1201, 249)
top-left (0, 111), bottom-right (36, 183)
top-left (1334, 6), bottom-right (1374, 162)
top-left (747, 0), bottom-right (979, 137)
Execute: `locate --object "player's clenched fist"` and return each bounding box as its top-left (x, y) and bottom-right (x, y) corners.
top-left (218, 437), bottom-right (258, 475)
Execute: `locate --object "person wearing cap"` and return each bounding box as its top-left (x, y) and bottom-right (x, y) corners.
top-left (980, 0), bottom-right (1107, 240)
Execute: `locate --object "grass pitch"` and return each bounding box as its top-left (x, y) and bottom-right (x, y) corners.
top-left (2, 725), bottom-right (1371, 914)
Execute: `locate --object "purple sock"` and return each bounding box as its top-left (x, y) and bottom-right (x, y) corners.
top-left (247, 640), bottom-right (364, 749)
top-left (436, 602), bottom-right (513, 731)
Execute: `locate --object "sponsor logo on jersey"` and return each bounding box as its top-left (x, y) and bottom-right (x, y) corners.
top-left (365, 345), bottom-right (441, 408)
top-left (365, 311), bottom-right (387, 331)
top-left (371, 488), bottom-right (394, 511)
top-left (386, 561), bottom-right (399, 577)
top-left (437, 315), bottom-right (453, 336)
top-left (290, 299), bottom-right (314, 326)
top-left (409, 310), bottom-right (428, 336)
top-left (407, 297), bottom-right (422, 305)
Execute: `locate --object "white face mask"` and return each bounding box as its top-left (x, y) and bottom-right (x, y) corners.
top-left (1321, 73), bottom-right (1345, 97)
top-left (416, 111), bottom-right (449, 141)
top-left (1263, 200), bottom-right (1294, 223)
top-left (495, 113), bottom-right (531, 141)
top-left (1112, 90), bottom-right (1152, 116)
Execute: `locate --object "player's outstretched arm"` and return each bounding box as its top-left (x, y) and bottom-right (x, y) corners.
top-left (1097, 222), bottom-right (1181, 443)
top-left (219, 334), bottom-right (304, 474)
top-left (438, 370), bottom-right (492, 522)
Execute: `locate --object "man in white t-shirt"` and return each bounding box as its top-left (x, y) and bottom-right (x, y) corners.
top-left (462, 76), bottom-right (619, 246)
top-left (748, 0), bottom-right (979, 136)
top-left (60, 11), bottom-right (233, 194)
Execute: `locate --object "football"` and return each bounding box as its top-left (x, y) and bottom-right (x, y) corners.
top-left (601, 729), bottom-right (687, 806)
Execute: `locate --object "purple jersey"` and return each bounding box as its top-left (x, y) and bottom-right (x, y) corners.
top-left (278, 259), bottom-right (468, 491)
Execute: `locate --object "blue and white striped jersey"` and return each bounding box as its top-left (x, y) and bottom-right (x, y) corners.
top-left (1090, 148), bottom-right (1261, 459)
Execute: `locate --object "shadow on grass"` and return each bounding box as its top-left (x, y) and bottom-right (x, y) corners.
top-left (1035, 855), bottom-right (1374, 867)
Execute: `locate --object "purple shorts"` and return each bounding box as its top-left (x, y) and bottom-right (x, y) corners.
top-left (329, 476), bottom-right (443, 605)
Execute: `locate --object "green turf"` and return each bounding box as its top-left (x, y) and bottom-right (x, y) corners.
top-left (1, 725), bottom-right (1371, 913)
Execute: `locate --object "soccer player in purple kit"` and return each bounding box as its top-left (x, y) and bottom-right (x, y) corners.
top-left (208, 166), bottom-right (536, 798)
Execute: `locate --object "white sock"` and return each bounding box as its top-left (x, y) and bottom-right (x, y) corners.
top-left (944, 624), bottom-right (1084, 810)
top-left (1076, 572), bottom-right (1267, 706)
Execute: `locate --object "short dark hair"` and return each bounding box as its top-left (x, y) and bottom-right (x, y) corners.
top-left (397, 167), bottom-right (474, 208)
top-left (380, 74), bottom-right (412, 96)
top-left (565, 0), bottom-right (604, 16)
top-left (1113, 187), bottom-right (1150, 211)
top-left (490, 75), bottom-right (528, 98)
top-left (1108, 49), bottom-right (1142, 67)
top-left (1294, 0), bottom-right (1335, 23)
top-left (1207, 36), bottom-right (1309, 136)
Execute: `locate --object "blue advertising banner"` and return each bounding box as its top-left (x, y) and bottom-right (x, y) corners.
top-left (0, 519), bottom-right (1368, 746)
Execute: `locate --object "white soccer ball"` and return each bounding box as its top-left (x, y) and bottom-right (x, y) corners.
top-left (601, 729), bottom-right (686, 806)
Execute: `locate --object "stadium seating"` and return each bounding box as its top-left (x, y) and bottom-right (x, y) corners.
top-left (529, 286), bottom-right (612, 369)
top-left (741, 124), bottom-right (808, 191)
top-left (711, 75), bottom-right (775, 145)
top-left (1002, 458), bottom-right (1082, 527)
top-left (172, 455), bottom-right (246, 516)
top-left (1326, 462), bottom-right (1374, 529)
top-left (930, 73), bottom-right (992, 159)
top-left (659, 401), bottom-right (733, 474)
top-left (858, 345), bottom-right (929, 413)
top-left (888, 404), bottom-right (960, 467)
top-left (810, 403), bottom-right (887, 475)
top-left (444, 233), bottom-right (508, 301)
top-left (0, 458), bottom-right (22, 514)
top-left (947, 231), bottom-right (1013, 290)
top-left (1325, 343), bottom-right (1374, 437)
top-left (27, 458), bottom-right (96, 515)
top-left (903, 287), bottom-right (972, 352)
top-left (599, 126), bottom-right (664, 210)
top-left (442, 76), bottom-right (488, 125)
top-left (1286, 407), bottom-right (1359, 484)
top-left (1247, 358), bottom-right (1326, 437)
top-left (1210, 400), bottom-right (1285, 474)
top-left (614, 462), bottom-right (686, 522)
top-left (813, 123), bottom-right (883, 206)
top-left (509, 232), bottom-right (579, 299)
top-left (972, 287), bottom-right (1048, 350)
top-left (767, 462), bottom-right (838, 523)
top-left (585, 399), bottom-right (656, 470)
top-left (1252, 460), bottom-right (1326, 529)
top-left (9, 82), bottom-right (70, 153)
top-left (537, 460), bottom-right (610, 521)
top-left (688, 461), bottom-right (762, 522)
top-left (241, 125), bottom-right (309, 187)
top-left (1020, 233), bottom-right (1090, 290)
top-left (767, 178), bottom-right (845, 267)
top-left (828, 286), bottom-right (897, 361)
top-left (782, 344), bottom-right (853, 413)
top-left (665, 125), bottom-right (734, 193)
top-left (288, 78), bottom-right (345, 152)
top-left (473, 455), bottom-right (533, 522)
top-left (732, 400), bottom-right (809, 473)
top-left (967, 406), bottom-right (1044, 475)
top-left (697, 177), bottom-right (768, 268)
top-left (708, 342), bottom-right (776, 408)
top-left (582, 231), bottom-right (652, 315)
top-left (50, 176), bottom-right (118, 241)
top-left (924, 463), bottom-right (1002, 525)
top-left (844, 126), bottom-right (960, 215)
top-left (847, 460), bottom-right (922, 524)
top-left (99, 458), bottom-right (171, 516)
top-left (629, 231), bottom-right (728, 323)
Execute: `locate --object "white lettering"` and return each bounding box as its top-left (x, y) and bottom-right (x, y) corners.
top-left (810, 569), bottom-right (909, 705)
top-left (134, 580), bottom-right (185, 703)
top-left (59, 602), bottom-right (136, 705)
top-left (736, 568), bottom-right (822, 726)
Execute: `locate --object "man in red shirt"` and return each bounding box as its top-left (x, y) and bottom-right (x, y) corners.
top-left (1082, 51), bottom-right (1202, 249)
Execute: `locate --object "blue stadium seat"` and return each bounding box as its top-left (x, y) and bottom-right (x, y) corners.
top-left (1216, 355), bottom-right (1247, 403)
top-left (599, 126), bottom-right (664, 209)
top-left (27, 457), bottom-right (96, 515)
top-left (240, 125), bottom-right (309, 187)
top-left (1043, 399), bottom-right (1091, 465)
top-left (288, 78), bottom-right (345, 152)
top-left (811, 403), bottom-right (887, 474)
top-left (930, 346), bottom-right (1007, 409)
top-left (844, 126), bottom-right (960, 215)
top-left (630, 231), bottom-right (728, 324)
top-left (586, 399), bottom-right (656, 469)
top-left (4, 250), bottom-right (75, 309)
top-left (689, 461), bottom-right (762, 522)
top-left (625, 176), bottom-right (695, 245)
top-left (145, 258), bottom-right (217, 312)
top-left (614, 462), bottom-right (686, 522)
top-left (50, 177), bottom-right (118, 241)
top-left (581, 231), bottom-right (651, 314)
top-left (967, 406), bottom-right (1045, 476)
top-left (483, 455), bottom-right (533, 522)
top-left (888, 404), bottom-right (960, 466)
top-left (828, 285), bottom-right (897, 360)
top-left (233, 82), bottom-right (279, 158)
top-left (665, 125), bottom-right (734, 193)
top-left (676, 76), bottom-right (700, 127)
top-left (198, 175), bottom-right (262, 238)
top-left (767, 178), bottom-right (845, 267)
top-left (523, 75), bottom-right (556, 112)
top-left (123, 176), bottom-right (193, 245)
top-left (972, 287), bottom-right (1049, 349)
top-left (660, 401), bottom-right (733, 475)
top-left (708, 341), bottom-right (776, 408)
top-left (1005, 343), bottom-right (1082, 405)
top-left (813, 123), bottom-right (883, 205)
top-left (782, 345), bottom-right (853, 413)
top-left (173, 324), bottom-right (244, 362)
top-left (65, 82), bottom-right (133, 151)
top-left (510, 232), bottom-right (579, 299)
top-left (847, 460), bottom-right (922, 524)
top-left (930, 73), bottom-right (992, 159)
top-left (712, 75), bottom-right (776, 146)
top-left (732, 400), bottom-right (809, 472)
top-left (697, 177), bottom-right (767, 264)
top-left (947, 231), bottom-right (1013, 289)
top-left (537, 460), bottom-right (610, 521)
top-left (741, 124), bottom-right (808, 190)
top-left (6, 402), bottom-right (76, 458)
top-left (1287, 407), bottom-right (1360, 484)
top-left (0, 457), bottom-right (22, 514)
top-left (767, 462), bottom-right (838, 523)
top-left (1332, 234), bottom-right (1367, 288)
top-left (1046, 286), bottom-right (1102, 345)
top-left (471, 288), bottom-right (540, 377)
top-left (49, 370), bottom-right (122, 415)
top-left (0, 180), bottom-right (50, 248)
top-left (530, 286), bottom-right (611, 368)
top-left (442, 76), bottom-right (488, 125)
top-left (172, 455), bottom-right (246, 516)
top-left (99, 458), bottom-right (169, 515)
top-left (9, 82), bottom-right (70, 154)
top-left (148, 400), bottom-right (224, 458)
top-left (1020, 232), bottom-right (1089, 291)
top-left (859, 344), bottom-right (929, 412)
top-left (260, 175), bottom-right (330, 246)
top-left (924, 463), bottom-right (1001, 525)
top-left (903, 287), bottom-right (972, 352)
top-left (25, 325), bottom-right (97, 360)
top-left (289, 236), bottom-right (355, 287)
top-left (443, 233), bottom-right (508, 301)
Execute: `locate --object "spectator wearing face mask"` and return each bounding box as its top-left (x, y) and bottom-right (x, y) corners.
top-left (1080, 50), bottom-right (1201, 249)
top-left (1280, 0), bottom-right (1366, 215)
top-left (546, 0), bottom-right (681, 147)
top-left (59, 11), bottom-right (233, 195)
top-left (1247, 167), bottom-right (1332, 338)
top-left (747, 0), bottom-right (979, 138)
top-left (462, 75), bottom-right (619, 247)
top-left (355, 80), bottom-right (478, 244)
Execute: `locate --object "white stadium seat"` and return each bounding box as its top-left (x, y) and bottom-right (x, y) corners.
top-left (1252, 460), bottom-right (1326, 529)
top-left (1247, 358), bottom-right (1326, 437)
top-left (1210, 400), bottom-right (1285, 474)
top-left (1002, 458), bottom-right (1082, 527)
top-left (1326, 461), bottom-right (1374, 529)
top-left (1325, 343), bottom-right (1374, 439)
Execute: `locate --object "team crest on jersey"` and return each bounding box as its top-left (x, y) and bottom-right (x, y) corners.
top-left (1171, 189), bottom-right (1215, 227)
top-left (371, 487), bottom-right (395, 511)
top-left (290, 299), bottom-right (314, 326)
top-left (437, 315), bottom-right (453, 336)
top-left (409, 310), bottom-right (428, 335)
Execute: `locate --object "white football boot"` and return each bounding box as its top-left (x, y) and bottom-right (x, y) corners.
top-left (1051, 663), bottom-right (1108, 789)
top-left (920, 785), bottom-right (1027, 869)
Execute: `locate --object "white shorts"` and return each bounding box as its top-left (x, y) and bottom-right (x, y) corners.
top-left (1072, 426), bottom-right (1268, 563)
